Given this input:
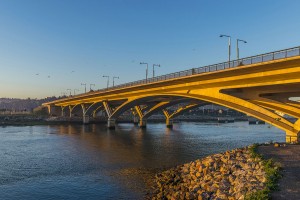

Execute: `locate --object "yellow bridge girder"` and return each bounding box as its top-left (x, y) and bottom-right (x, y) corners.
top-left (43, 53), bottom-right (300, 142)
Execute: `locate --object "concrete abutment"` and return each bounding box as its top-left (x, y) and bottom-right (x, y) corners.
top-left (286, 131), bottom-right (300, 143)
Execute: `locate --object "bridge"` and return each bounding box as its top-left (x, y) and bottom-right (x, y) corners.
top-left (43, 46), bottom-right (300, 143)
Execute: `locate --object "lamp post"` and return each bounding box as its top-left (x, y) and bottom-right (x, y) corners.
top-left (113, 76), bottom-right (119, 87)
top-left (220, 34), bottom-right (231, 67)
top-left (67, 89), bottom-right (72, 96)
top-left (140, 62), bottom-right (148, 82)
top-left (73, 89), bottom-right (79, 95)
top-left (103, 75), bottom-right (109, 89)
top-left (152, 64), bottom-right (160, 78)
top-left (237, 39), bottom-right (247, 62)
top-left (81, 83), bottom-right (87, 93)
top-left (90, 84), bottom-right (95, 91)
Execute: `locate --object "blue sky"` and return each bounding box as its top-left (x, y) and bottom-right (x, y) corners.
top-left (0, 0), bottom-right (300, 98)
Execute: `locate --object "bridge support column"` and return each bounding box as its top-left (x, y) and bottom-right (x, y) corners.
top-left (83, 115), bottom-right (90, 124)
top-left (61, 106), bottom-right (67, 117)
top-left (69, 106), bottom-right (73, 118)
top-left (139, 119), bottom-right (147, 128)
top-left (108, 119), bottom-right (116, 129)
top-left (103, 101), bottom-right (117, 129)
top-left (92, 111), bottom-right (97, 118)
top-left (166, 118), bottom-right (173, 128)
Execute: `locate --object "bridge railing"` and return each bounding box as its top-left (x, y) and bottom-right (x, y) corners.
top-left (98, 46), bottom-right (300, 92)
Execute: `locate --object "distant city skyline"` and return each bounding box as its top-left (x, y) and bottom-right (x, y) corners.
top-left (1, 0), bottom-right (300, 98)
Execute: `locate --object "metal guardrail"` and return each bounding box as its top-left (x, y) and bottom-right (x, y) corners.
top-left (96, 46), bottom-right (300, 93)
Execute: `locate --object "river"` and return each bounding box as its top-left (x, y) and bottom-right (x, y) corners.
top-left (0, 122), bottom-right (284, 199)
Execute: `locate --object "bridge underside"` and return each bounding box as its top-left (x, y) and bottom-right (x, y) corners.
top-left (47, 84), bottom-right (300, 143)
top-left (44, 56), bottom-right (300, 143)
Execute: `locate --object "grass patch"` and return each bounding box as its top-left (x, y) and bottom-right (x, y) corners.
top-left (245, 144), bottom-right (281, 200)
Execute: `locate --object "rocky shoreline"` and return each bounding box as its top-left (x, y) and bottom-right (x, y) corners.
top-left (151, 146), bottom-right (271, 200)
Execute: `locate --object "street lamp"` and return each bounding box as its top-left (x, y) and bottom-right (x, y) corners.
top-left (73, 89), bottom-right (79, 95)
top-left (220, 34), bottom-right (231, 67)
top-left (67, 89), bottom-right (72, 96)
top-left (90, 84), bottom-right (95, 91)
top-left (236, 39), bottom-right (247, 61)
top-left (140, 62), bottom-right (148, 82)
top-left (113, 76), bottom-right (119, 87)
top-left (152, 64), bottom-right (160, 78)
top-left (103, 75), bottom-right (109, 89)
top-left (81, 83), bottom-right (87, 93)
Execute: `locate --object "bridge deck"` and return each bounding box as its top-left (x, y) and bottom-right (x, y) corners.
top-left (42, 46), bottom-right (300, 142)
top-left (44, 46), bottom-right (300, 106)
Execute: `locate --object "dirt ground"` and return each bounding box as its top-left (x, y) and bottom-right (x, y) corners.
top-left (258, 144), bottom-right (300, 200)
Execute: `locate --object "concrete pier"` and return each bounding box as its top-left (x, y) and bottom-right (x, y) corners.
top-left (166, 118), bottom-right (173, 128)
top-left (83, 115), bottom-right (90, 124)
top-left (107, 119), bottom-right (116, 129)
top-left (139, 119), bottom-right (147, 128)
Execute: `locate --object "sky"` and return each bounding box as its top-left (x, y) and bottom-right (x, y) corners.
top-left (0, 0), bottom-right (300, 99)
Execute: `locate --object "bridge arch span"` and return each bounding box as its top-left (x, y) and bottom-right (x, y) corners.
top-left (171, 90), bottom-right (300, 141)
top-left (52, 90), bottom-right (300, 142)
top-left (103, 90), bottom-right (300, 141)
top-left (108, 95), bottom-right (190, 120)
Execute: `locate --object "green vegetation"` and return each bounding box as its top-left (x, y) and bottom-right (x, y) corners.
top-left (245, 144), bottom-right (281, 200)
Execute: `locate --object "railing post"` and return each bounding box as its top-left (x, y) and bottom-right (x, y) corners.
top-left (272, 52), bottom-right (274, 60)
top-left (285, 50), bottom-right (287, 58)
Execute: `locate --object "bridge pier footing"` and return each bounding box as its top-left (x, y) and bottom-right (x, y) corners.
top-left (83, 115), bottom-right (90, 124)
top-left (166, 118), bottom-right (173, 128)
top-left (107, 119), bottom-right (116, 129)
top-left (139, 119), bottom-right (147, 128)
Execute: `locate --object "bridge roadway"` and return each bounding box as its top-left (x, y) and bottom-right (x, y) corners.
top-left (43, 46), bottom-right (300, 143)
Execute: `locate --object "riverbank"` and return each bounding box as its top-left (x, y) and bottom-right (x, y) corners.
top-left (150, 144), bottom-right (281, 199)
top-left (257, 144), bottom-right (300, 199)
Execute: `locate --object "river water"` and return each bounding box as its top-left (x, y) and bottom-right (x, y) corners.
top-left (0, 122), bottom-right (284, 199)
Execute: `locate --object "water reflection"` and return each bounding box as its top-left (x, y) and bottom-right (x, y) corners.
top-left (48, 122), bottom-right (285, 169)
top-left (0, 122), bottom-right (284, 199)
